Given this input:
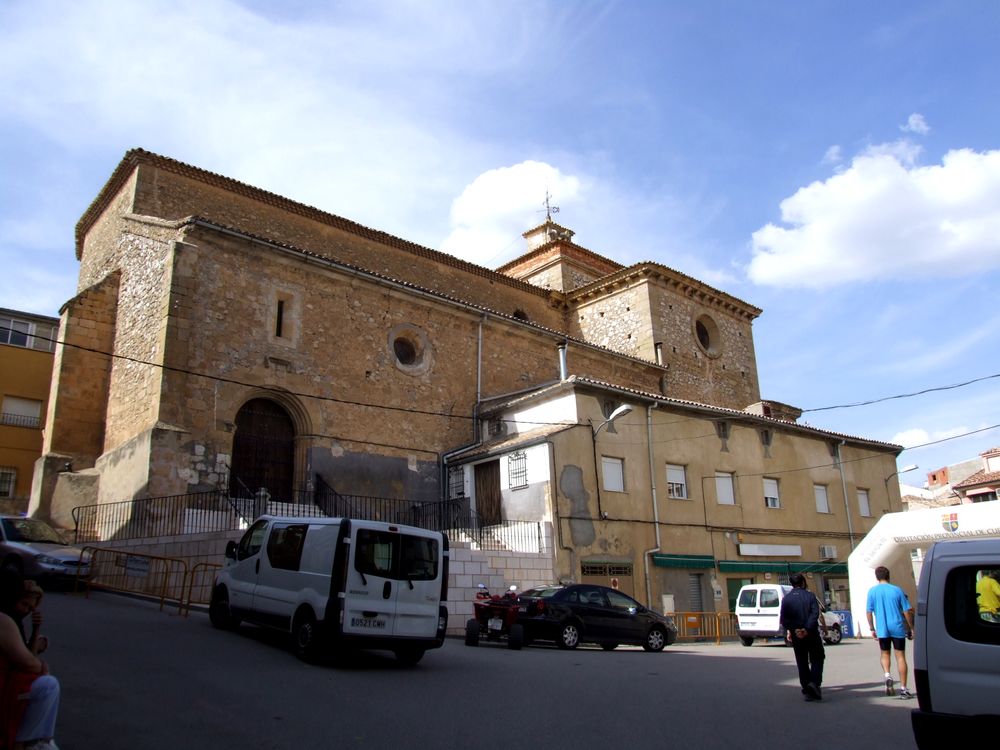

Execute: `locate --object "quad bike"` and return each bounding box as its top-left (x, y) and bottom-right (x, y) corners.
top-left (464, 583), bottom-right (525, 650)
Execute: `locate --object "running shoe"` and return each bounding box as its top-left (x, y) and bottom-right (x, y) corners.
top-left (898, 687), bottom-right (913, 700)
top-left (885, 676), bottom-right (895, 696)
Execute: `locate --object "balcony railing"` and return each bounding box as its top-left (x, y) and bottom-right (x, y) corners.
top-left (0, 412), bottom-right (41, 428)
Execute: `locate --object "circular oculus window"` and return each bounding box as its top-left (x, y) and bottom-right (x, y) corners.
top-left (694, 314), bottom-right (721, 357)
top-left (388, 324), bottom-right (434, 375)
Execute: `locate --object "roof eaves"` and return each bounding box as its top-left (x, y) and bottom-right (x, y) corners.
top-left (567, 262), bottom-right (762, 318)
top-left (75, 150), bottom-right (552, 301)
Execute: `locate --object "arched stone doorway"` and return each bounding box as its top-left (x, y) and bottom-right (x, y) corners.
top-left (229, 398), bottom-right (296, 501)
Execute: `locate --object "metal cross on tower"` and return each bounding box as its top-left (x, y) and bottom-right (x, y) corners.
top-left (542, 189), bottom-right (560, 221)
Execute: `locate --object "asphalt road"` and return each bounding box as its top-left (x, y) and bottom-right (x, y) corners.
top-left (35, 591), bottom-right (916, 749)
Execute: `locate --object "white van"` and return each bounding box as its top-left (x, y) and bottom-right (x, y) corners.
top-left (209, 515), bottom-right (449, 664)
top-left (735, 583), bottom-right (843, 646)
top-left (911, 538), bottom-right (1000, 748)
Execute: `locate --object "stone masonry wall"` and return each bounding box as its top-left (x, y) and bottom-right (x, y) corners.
top-left (132, 164), bottom-right (563, 329)
top-left (44, 273), bottom-right (119, 460)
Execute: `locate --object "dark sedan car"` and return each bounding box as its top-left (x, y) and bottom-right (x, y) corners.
top-left (516, 584), bottom-right (677, 651)
top-left (0, 515), bottom-right (91, 583)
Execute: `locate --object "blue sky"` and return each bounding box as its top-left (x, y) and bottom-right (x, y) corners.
top-left (2, 0), bottom-right (998, 485)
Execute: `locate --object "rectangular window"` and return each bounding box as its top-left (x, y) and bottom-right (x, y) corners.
top-left (814, 484), bottom-right (831, 513)
top-left (508, 451), bottom-right (528, 490)
top-left (763, 478), bottom-right (780, 509)
top-left (354, 529), bottom-right (438, 581)
top-left (602, 456), bottom-right (625, 493)
top-left (0, 316), bottom-right (54, 352)
top-left (666, 464), bottom-right (688, 499)
top-left (1, 397), bottom-right (43, 428)
top-left (715, 472), bottom-right (735, 505)
top-left (0, 467), bottom-right (15, 498)
top-left (266, 523), bottom-right (308, 571)
top-left (448, 466), bottom-right (465, 498)
top-left (275, 299), bottom-right (285, 337)
top-left (858, 489), bottom-right (872, 517)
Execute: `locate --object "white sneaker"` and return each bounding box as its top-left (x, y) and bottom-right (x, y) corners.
top-left (884, 675), bottom-right (895, 696)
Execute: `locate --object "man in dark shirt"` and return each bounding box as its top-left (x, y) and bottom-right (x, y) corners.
top-left (779, 573), bottom-right (826, 701)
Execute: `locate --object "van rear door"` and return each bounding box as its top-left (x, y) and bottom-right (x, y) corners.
top-left (394, 529), bottom-right (442, 638)
top-left (342, 524), bottom-right (399, 636)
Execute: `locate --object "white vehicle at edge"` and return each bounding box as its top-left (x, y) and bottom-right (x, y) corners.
top-left (735, 583), bottom-right (843, 646)
top-left (209, 515), bottom-right (449, 664)
top-left (911, 538), bottom-right (999, 748)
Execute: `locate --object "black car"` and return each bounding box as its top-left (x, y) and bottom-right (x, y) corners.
top-left (516, 584), bottom-right (677, 651)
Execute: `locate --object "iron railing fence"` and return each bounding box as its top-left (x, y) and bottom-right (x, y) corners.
top-left (0, 412), bottom-right (41, 428)
top-left (72, 490), bottom-right (546, 553)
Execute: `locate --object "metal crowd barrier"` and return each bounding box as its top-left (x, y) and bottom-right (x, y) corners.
top-left (75, 547), bottom-right (222, 616)
top-left (667, 611), bottom-right (741, 645)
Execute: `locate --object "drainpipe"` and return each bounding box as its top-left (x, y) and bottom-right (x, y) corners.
top-left (643, 403), bottom-right (661, 609)
top-left (836, 441), bottom-right (856, 550)
top-left (558, 341), bottom-right (568, 381)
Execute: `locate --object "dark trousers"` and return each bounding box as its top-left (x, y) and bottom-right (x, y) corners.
top-left (790, 629), bottom-right (825, 688)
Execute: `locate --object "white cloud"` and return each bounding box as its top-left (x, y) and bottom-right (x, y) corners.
top-left (440, 162), bottom-right (582, 265)
top-left (0, 0), bottom-right (555, 248)
top-left (890, 425), bottom-right (972, 450)
top-left (822, 145), bottom-right (842, 165)
top-left (747, 144), bottom-right (1000, 287)
top-left (901, 113), bottom-right (930, 135)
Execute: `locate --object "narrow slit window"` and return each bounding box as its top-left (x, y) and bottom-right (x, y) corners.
top-left (275, 299), bottom-right (285, 338)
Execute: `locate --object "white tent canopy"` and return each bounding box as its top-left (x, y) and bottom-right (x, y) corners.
top-left (848, 501), bottom-right (1000, 637)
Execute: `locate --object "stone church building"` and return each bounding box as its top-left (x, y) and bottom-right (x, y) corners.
top-left (30, 149), bottom-right (902, 615)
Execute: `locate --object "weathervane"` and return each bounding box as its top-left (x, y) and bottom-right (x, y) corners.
top-left (542, 189), bottom-right (560, 221)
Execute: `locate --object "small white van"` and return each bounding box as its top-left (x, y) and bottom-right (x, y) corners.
top-left (209, 515), bottom-right (449, 664)
top-left (735, 583), bottom-right (843, 646)
top-left (911, 538), bottom-right (1000, 748)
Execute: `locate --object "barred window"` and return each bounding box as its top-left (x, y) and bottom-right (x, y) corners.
top-left (0, 467), bottom-right (15, 497)
top-left (508, 451), bottom-right (527, 490)
top-left (448, 466), bottom-right (465, 498)
top-left (666, 464), bottom-right (687, 499)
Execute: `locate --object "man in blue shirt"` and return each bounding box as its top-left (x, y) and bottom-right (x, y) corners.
top-left (779, 573), bottom-right (825, 701)
top-left (865, 565), bottom-right (915, 699)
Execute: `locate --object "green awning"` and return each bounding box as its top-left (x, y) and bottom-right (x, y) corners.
top-left (652, 553), bottom-right (716, 569)
top-left (718, 560), bottom-right (848, 575)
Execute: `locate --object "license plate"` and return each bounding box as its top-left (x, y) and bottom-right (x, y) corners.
top-left (488, 617), bottom-right (503, 631)
top-left (351, 617), bottom-right (387, 630)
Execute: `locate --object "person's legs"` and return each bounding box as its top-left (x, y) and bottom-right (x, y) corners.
top-left (878, 638), bottom-right (894, 695)
top-left (895, 646), bottom-right (909, 689)
top-left (792, 639), bottom-right (811, 689)
top-left (14, 675), bottom-right (59, 744)
top-left (807, 632), bottom-right (826, 688)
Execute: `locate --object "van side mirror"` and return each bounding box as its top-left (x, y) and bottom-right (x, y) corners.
top-left (225, 541), bottom-right (237, 560)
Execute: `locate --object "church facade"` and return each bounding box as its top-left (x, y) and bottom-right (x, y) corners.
top-left (31, 149), bottom-right (902, 613)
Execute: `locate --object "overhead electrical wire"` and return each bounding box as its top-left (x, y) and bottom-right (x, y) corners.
top-left (2, 325), bottom-right (997, 468)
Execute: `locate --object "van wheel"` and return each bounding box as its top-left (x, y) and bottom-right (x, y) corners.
top-left (643, 626), bottom-right (666, 652)
top-left (209, 587), bottom-right (240, 631)
top-left (825, 625), bottom-right (843, 645)
top-left (395, 647), bottom-right (425, 665)
top-left (507, 624), bottom-right (524, 650)
top-left (293, 610), bottom-right (322, 663)
top-left (465, 619), bottom-right (480, 646)
top-left (557, 621), bottom-right (580, 650)
top-left (740, 636), bottom-right (754, 647)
